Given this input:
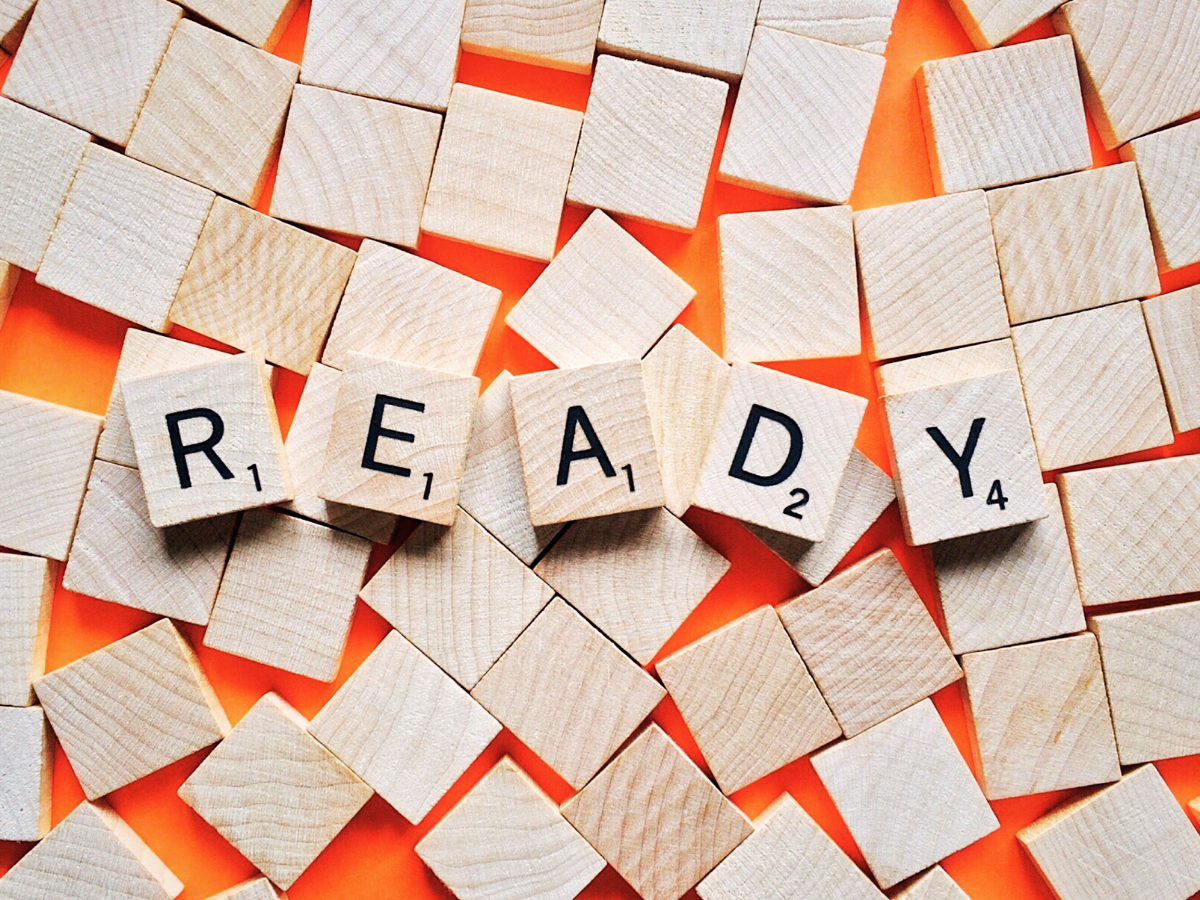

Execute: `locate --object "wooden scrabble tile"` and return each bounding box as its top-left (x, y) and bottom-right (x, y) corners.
top-left (421, 83), bottom-right (582, 262)
top-left (360, 510), bottom-right (554, 690)
top-left (567, 54), bottom-right (727, 232)
top-left (719, 205), bottom-right (860, 361)
top-left (505, 210), bottom-right (695, 368)
top-left (204, 509), bottom-right (371, 682)
top-left (176, 0), bottom-right (298, 49)
top-left (719, 27), bottom-right (884, 204)
top-left (988, 164), bottom-right (1159, 325)
top-left (876, 333), bottom-right (1018, 395)
top-left (562, 724), bottom-right (752, 900)
top-left (919, 35), bottom-right (1090, 194)
top-left (536, 507), bottom-right (730, 665)
top-left (0, 553), bottom-right (54, 707)
top-left (854, 191), bottom-right (1010, 361)
top-left (125, 20), bottom-right (298, 205)
top-left (310, 630), bottom-right (500, 823)
top-left (657, 607), bottom-right (839, 794)
top-left (123, 352), bottom-right (291, 528)
top-left (947, 0), bottom-right (1060, 48)
top-left (812, 699), bottom-right (999, 890)
top-left (1, 0), bottom-right (181, 145)
top-left (0, 0), bottom-right (35, 53)
top-left (461, 0), bottom-right (604, 72)
top-left (272, 86), bottom-right (441, 249)
top-left (1090, 601), bottom-right (1200, 765)
top-left (891, 867), bottom-right (969, 900)
top-left (1143, 286), bottom-right (1200, 433)
top-left (63, 460), bottom-right (236, 626)
top-left (169, 196), bottom-right (357, 375)
top-left (755, 0), bottom-right (898, 54)
top-left (778, 549), bottom-right (961, 737)
top-left (695, 793), bottom-right (886, 900)
top-left (318, 353), bottom-right (478, 525)
top-left (37, 145), bottom-right (214, 332)
top-left (0, 389), bottom-right (102, 560)
top-left (0, 800), bottom-right (183, 900)
top-left (415, 757), bottom-right (606, 900)
top-left (470, 597), bottom-right (665, 789)
top-left (204, 878), bottom-right (283, 900)
top-left (178, 693), bottom-right (372, 890)
top-left (1018, 764), bottom-right (1200, 900)
top-left (322, 240), bottom-right (500, 375)
top-left (595, 0), bottom-right (758, 78)
top-left (1120, 119), bottom-right (1200, 271)
top-left (0, 706), bottom-right (51, 842)
top-left (35, 618), bottom-right (229, 800)
top-left (693, 361), bottom-right (867, 542)
top-left (0, 261), bottom-right (14, 325)
top-left (509, 360), bottom-right (664, 526)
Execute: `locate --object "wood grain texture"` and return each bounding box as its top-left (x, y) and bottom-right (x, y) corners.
top-left (176, 0), bottom-right (298, 49)
top-left (470, 597), bottom-right (665, 790)
top-left (0, 0), bottom-right (35, 54)
top-left (0, 552), bottom-right (54, 706)
top-left (461, 0), bottom-right (603, 72)
top-left (0, 705), bottom-right (51, 842)
top-left (1120, 118), bottom-right (1200, 272)
top-left (919, 35), bottom-right (1089, 194)
top-left (0, 261), bottom-right (13, 327)
top-left (204, 878), bottom-right (283, 900)
top-left (755, 0), bottom-right (898, 54)
top-left (946, 0), bottom-right (1060, 49)
top-left (309, 630), bottom-right (500, 823)
top-left (178, 693), bottom-right (372, 890)
top-left (567, 54), bottom-right (727, 232)
top-left (1143, 285), bottom-right (1200, 433)
top-left (535, 507), bottom-right (730, 665)
top-left (272, 86), bottom-right (442, 250)
top-left (890, 867), bottom-right (969, 900)
top-left (875, 335), bottom-right (1017, 396)
top-left (719, 205), bottom-right (860, 361)
top-left (595, 0), bottom-right (758, 78)
top-left (34, 618), bottom-right (229, 800)
top-left (719, 27), bottom-right (884, 204)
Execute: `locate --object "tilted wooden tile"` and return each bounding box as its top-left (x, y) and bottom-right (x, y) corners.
top-left (415, 757), bottom-right (605, 900)
top-left (34, 618), bottom-right (229, 800)
top-left (169, 196), bottom-right (357, 375)
top-left (755, 0), bottom-right (898, 54)
top-left (1143, 286), bottom-right (1200, 433)
top-left (719, 27), bottom-right (884, 204)
top-left (461, 0), bottom-right (603, 72)
top-left (562, 724), bottom-right (752, 900)
top-left (657, 606), bottom-right (839, 794)
top-left (310, 630), bottom-right (500, 823)
top-left (0, 553), bottom-right (54, 706)
top-left (37, 145), bottom-right (215, 332)
top-left (891, 866), bottom-right (969, 900)
top-left (536, 507), bottom-right (729, 665)
top-left (719, 205), bottom-right (860, 362)
top-left (178, 693), bottom-right (372, 890)
top-left (505, 210), bottom-right (695, 369)
top-left (272, 86), bottom-right (442, 250)
top-left (0, 0), bottom-right (34, 53)
top-left (1120, 119), bottom-right (1200, 272)
top-left (175, 0), bottom-right (297, 49)
top-left (421, 83), bottom-right (582, 262)
top-left (947, 0), bottom-right (1060, 48)
top-left (595, 0), bottom-right (758, 78)
top-left (0, 705), bottom-right (51, 842)
top-left (470, 597), bottom-right (665, 790)
top-left (567, 54), bottom-right (727, 232)
top-left (203, 877), bottom-right (283, 900)
top-left (876, 334), bottom-right (1018, 396)
top-left (0, 261), bottom-right (14, 326)
top-left (919, 35), bottom-right (1089, 195)
top-left (693, 361), bottom-right (867, 542)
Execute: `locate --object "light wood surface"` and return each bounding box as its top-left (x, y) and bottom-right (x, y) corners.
top-left (0, 261), bottom-right (13, 327)
top-left (755, 0), bottom-right (898, 53)
top-left (204, 878), bottom-right (283, 900)
top-left (461, 0), bottom-right (604, 72)
top-left (946, 0), bottom-right (1060, 48)
top-left (1143, 285), bottom-right (1200, 433)
top-left (891, 866), bottom-right (969, 900)
top-left (0, 705), bottom-right (51, 842)
top-left (1120, 118), bottom-right (1200, 271)
top-left (875, 335), bottom-right (1017, 396)
top-left (0, 0), bottom-right (34, 53)
top-left (175, 0), bottom-right (298, 49)
top-left (595, 0), bottom-right (758, 78)
top-left (0, 552), bottom-right (54, 706)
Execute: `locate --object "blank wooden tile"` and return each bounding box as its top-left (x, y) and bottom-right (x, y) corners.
top-left (272, 86), bottom-right (442, 249)
top-left (855, 191), bottom-right (1010, 361)
top-left (1, 0), bottom-right (181, 145)
top-left (596, 0), bottom-right (758, 78)
top-left (755, 0), bottom-right (898, 53)
top-left (892, 867), bottom-right (969, 900)
top-left (0, 388), bottom-right (102, 560)
top-left (0, 705), bottom-right (51, 842)
top-left (562, 724), bottom-right (752, 900)
top-left (204, 878), bottom-right (283, 900)
top-left (176, 0), bottom-right (298, 49)
top-left (1018, 764), bottom-right (1200, 900)
top-left (719, 27), bottom-right (884, 204)
top-left (1143, 285), bottom-right (1200, 433)
top-left (178, 693), bottom-right (372, 890)
top-left (919, 35), bottom-right (1089, 194)
top-left (719, 205), bottom-right (860, 361)
top-left (947, 0), bottom-right (1060, 48)
top-left (0, 0), bottom-right (35, 53)
top-left (461, 0), bottom-right (603, 72)
top-left (1120, 119), bottom-right (1200, 272)
top-left (693, 361), bottom-right (867, 542)
top-left (169, 196), bottom-right (357, 375)
top-left (535, 507), bottom-right (730, 665)
top-left (310, 630), bottom-right (500, 823)
top-left (505, 210), bottom-right (695, 368)
top-left (35, 618), bottom-right (229, 800)
top-left (37, 145), bottom-right (214, 332)
top-left (877, 333), bottom-right (1019, 395)
top-left (0, 553), bottom-right (54, 707)
top-left (422, 83), bottom-right (582, 262)
top-left (470, 597), bottom-right (665, 790)
top-left (567, 54), bottom-right (727, 232)
top-left (415, 757), bottom-right (605, 900)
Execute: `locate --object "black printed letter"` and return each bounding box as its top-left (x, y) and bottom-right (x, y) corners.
top-left (728, 404), bottom-right (803, 487)
top-left (557, 406), bottom-right (616, 486)
top-left (927, 417), bottom-right (985, 498)
top-left (165, 408), bottom-right (233, 490)
top-left (362, 394), bottom-right (424, 477)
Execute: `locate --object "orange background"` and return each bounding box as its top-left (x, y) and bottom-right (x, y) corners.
top-left (2, 0), bottom-right (1200, 897)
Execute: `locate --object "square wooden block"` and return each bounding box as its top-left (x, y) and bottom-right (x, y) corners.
top-left (719, 205), bottom-right (860, 361)
top-left (272, 86), bottom-right (441, 249)
top-left (0, 552), bottom-right (54, 707)
top-left (948, 0), bottom-right (1061, 48)
top-left (175, 0), bottom-right (298, 49)
top-left (37, 145), bottom-right (214, 332)
top-left (693, 361), bottom-right (867, 542)
top-left (1121, 118), bottom-right (1200, 271)
top-left (919, 35), bottom-right (1089, 194)
top-left (0, 706), bottom-right (51, 842)
top-left (855, 190), bottom-right (1010, 361)
top-left (568, 54), bottom-right (727, 232)
top-left (470, 597), bottom-right (665, 790)
top-left (596, 0), bottom-right (758, 78)
top-left (35, 618), bottom-right (229, 800)
top-left (178, 693), bottom-right (372, 890)
top-left (509, 360), bottom-right (664, 526)
top-left (892, 867), bottom-right (969, 900)
top-left (1143, 285), bottom-right (1200, 433)
top-left (755, 0), bottom-right (898, 54)
top-left (461, 0), bottom-right (603, 72)
top-left (318, 353), bottom-right (478, 525)
top-left (422, 83), bottom-right (582, 262)
top-left (310, 630), bottom-right (500, 823)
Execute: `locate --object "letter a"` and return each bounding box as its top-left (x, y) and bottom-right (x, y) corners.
top-left (557, 406), bottom-right (617, 486)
